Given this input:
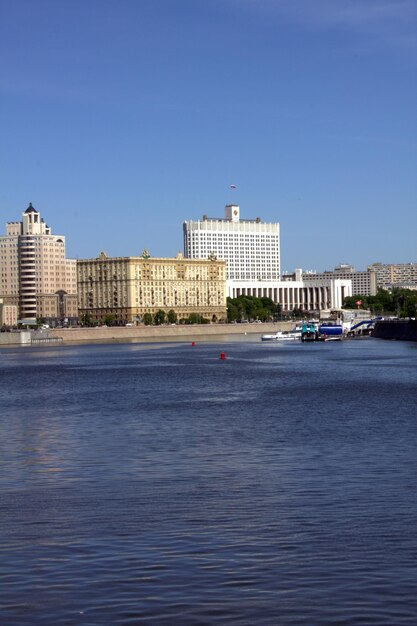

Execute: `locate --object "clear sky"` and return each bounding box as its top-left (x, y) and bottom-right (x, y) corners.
top-left (1, 0), bottom-right (416, 272)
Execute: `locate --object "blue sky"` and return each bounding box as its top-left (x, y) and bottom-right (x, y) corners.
top-left (1, 0), bottom-right (416, 272)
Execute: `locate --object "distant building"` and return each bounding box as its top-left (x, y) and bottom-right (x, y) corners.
top-left (183, 205), bottom-right (280, 280)
top-left (77, 251), bottom-right (227, 324)
top-left (297, 264), bottom-right (377, 296)
top-left (182, 206), bottom-right (354, 311)
top-left (0, 299), bottom-right (18, 326)
top-left (0, 203), bottom-right (77, 325)
top-left (368, 263), bottom-right (417, 290)
top-left (228, 273), bottom-right (351, 313)
top-left (283, 263), bottom-right (417, 298)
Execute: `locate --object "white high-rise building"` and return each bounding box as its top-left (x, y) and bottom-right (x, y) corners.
top-left (183, 205), bottom-right (280, 280)
top-left (183, 204), bottom-right (351, 312)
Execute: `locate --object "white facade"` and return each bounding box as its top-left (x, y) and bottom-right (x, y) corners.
top-left (183, 205), bottom-right (280, 280)
top-left (183, 205), bottom-right (351, 311)
top-left (227, 278), bottom-right (352, 312)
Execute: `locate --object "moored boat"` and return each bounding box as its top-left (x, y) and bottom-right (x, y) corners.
top-left (261, 325), bottom-right (302, 341)
top-left (318, 323), bottom-right (343, 341)
top-left (301, 322), bottom-right (318, 342)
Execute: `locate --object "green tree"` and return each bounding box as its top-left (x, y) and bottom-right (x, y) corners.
top-left (104, 314), bottom-right (116, 326)
top-left (153, 309), bottom-right (166, 325)
top-left (186, 313), bottom-right (209, 324)
top-left (260, 297), bottom-right (278, 318)
top-left (227, 295), bottom-right (281, 322)
top-left (80, 313), bottom-right (93, 326)
top-left (274, 302), bottom-right (282, 320)
top-left (372, 289), bottom-right (394, 314)
top-left (186, 313), bottom-right (199, 324)
top-left (343, 288), bottom-right (417, 317)
top-left (391, 288), bottom-right (417, 317)
top-left (143, 313), bottom-right (153, 326)
top-left (227, 297), bottom-right (238, 322)
top-left (404, 297), bottom-right (417, 318)
top-left (255, 307), bottom-right (268, 321)
top-left (167, 309), bottom-right (177, 324)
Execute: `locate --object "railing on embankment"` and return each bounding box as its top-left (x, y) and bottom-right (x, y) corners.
top-left (31, 336), bottom-right (63, 345)
top-left (0, 331), bottom-right (63, 347)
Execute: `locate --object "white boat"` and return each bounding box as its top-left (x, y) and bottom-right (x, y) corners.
top-left (261, 326), bottom-right (302, 341)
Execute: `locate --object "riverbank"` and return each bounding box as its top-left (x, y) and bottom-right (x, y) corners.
top-left (48, 321), bottom-right (293, 344)
top-left (0, 321), bottom-right (293, 347)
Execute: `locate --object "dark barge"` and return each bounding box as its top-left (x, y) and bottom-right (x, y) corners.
top-left (372, 319), bottom-right (417, 342)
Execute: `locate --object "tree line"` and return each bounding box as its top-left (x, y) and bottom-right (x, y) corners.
top-left (56, 287), bottom-right (417, 328)
top-left (141, 310), bottom-right (210, 326)
top-left (343, 288), bottom-right (417, 318)
top-left (80, 310), bottom-right (211, 326)
top-left (227, 296), bottom-right (282, 322)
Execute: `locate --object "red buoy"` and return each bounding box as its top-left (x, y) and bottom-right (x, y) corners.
top-left (191, 341), bottom-right (196, 346)
top-left (220, 352), bottom-right (226, 360)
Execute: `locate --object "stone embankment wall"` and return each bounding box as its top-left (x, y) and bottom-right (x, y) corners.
top-left (0, 331), bottom-right (32, 346)
top-left (0, 322), bottom-right (293, 347)
top-left (48, 322), bottom-right (293, 344)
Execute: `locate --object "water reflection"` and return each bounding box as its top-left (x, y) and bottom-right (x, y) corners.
top-left (0, 339), bottom-right (416, 625)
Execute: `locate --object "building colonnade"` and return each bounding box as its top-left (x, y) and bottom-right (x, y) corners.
top-left (227, 279), bottom-right (351, 312)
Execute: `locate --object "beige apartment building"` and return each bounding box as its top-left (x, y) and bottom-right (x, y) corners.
top-left (298, 264), bottom-right (377, 297)
top-left (368, 262), bottom-right (417, 291)
top-left (77, 251), bottom-right (227, 324)
top-left (0, 203), bottom-right (77, 325)
top-left (0, 299), bottom-right (18, 326)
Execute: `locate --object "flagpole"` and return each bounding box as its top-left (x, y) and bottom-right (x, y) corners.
top-left (229, 184), bottom-right (237, 205)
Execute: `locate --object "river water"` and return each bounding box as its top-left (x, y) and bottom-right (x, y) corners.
top-left (0, 337), bottom-right (416, 625)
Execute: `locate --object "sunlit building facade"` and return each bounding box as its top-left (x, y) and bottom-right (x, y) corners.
top-left (228, 276), bottom-right (351, 312)
top-left (295, 264), bottom-right (376, 297)
top-left (182, 205), bottom-right (354, 312)
top-left (0, 203), bottom-right (77, 325)
top-left (183, 205), bottom-right (280, 280)
top-left (77, 251), bottom-right (227, 324)
top-left (0, 299), bottom-right (18, 326)
top-left (368, 262), bottom-right (417, 290)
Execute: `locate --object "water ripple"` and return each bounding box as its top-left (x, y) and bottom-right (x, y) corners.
top-left (0, 339), bottom-right (416, 625)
